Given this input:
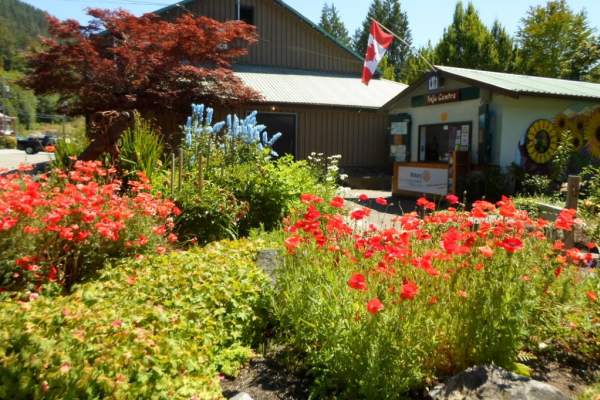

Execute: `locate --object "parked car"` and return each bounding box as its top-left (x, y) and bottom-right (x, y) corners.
top-left (17, 135), bottom-right (57, 154)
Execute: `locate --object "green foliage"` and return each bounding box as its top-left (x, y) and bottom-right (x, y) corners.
top-left (174, 181), bottom-right (246, 244)
top-left (319, 2), bottom-right (351, 48)
top-left (517, 0), bottom-right (600, 79)
top-left (353, 0), bottom-right (412, 77)
top-left (0, 239), bottom-right (271, 399)
top-left (400, 42), bottom-right (437, 84)
top-left (520, 174), bottom-right (553, 196)
top-left (118, 113), bottom-right (164, 183)
top-left (435, 2), bottom-right (513, 72)
top-left (0, 0), bottom-right (48, 71)
top-left (215, 156), bottom-right (332, 236)
top-left (0, 70), bottom-right (37, 129)
top-left (275, 199), bottom-right (597, 398)
top-left (172, 107), bottom-right (338, 244)
top-left (0, 135), bottom-right (16, 149)
top-left (465, 165), bottom-right (516, 201)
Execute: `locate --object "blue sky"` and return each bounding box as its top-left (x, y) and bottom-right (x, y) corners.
top-left (23, 0), bottom-right (600, 48)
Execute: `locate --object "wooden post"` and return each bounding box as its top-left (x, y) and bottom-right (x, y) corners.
top-left (178, 147), bottom-right (183, 192)
top-left (170, 152), bottom-right (175, 194)
top-left (564, 175), bottom-right (581, 249)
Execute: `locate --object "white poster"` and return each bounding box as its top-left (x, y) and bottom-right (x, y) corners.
top-left (398, 167), bottom-right (448, 195)
top-left (391, 121), bottom-right (408, 135)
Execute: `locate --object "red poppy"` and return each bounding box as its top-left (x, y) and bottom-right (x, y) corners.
top-left (330, 196), bottom-right (345, 209)
top-left (457, 290), bottom-right (468, 298)
top-left (348, 273), bottom-right (367, 291)
top-left (587, 291), bottom-right (597, 302)
top-left (499, 237), bottom-right (523, 253)
top-left (553, 240), bottom-right (565, 251)
top-left (284, 235), bottom-right (302, 254)
top-left (400, 280), bottom-right (419, 300)
top-left (367, 298), bottom-right (384, 314)
top-left (445, 194), bottom-right (459, 205)
top-left (428, 296), bottom-right (439, 305)
top-left (474, 263), bottom-right (484, 271)
top-left (416, 197), bottom-right (430, 207)
top-left (375, 197), bottom-right (388, 206)
top-left (586, 242), bottom-right (597, 250)
top-left (358, 194), bottom-right (369, 202)
top-left (554, 267), bottom-right (563, 278)
top-left (350, 208), bottom-right (370, 221)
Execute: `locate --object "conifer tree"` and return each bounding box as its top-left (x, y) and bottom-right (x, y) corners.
top-left (318, 3), bottom-right (351, 47)
top-left (354, 0), bottom-right (412, 78)
top-left (435, 2), bottom-right (498, 70)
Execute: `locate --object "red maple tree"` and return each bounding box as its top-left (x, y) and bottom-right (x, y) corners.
top-left (23, 9), bottom-right (261, 116)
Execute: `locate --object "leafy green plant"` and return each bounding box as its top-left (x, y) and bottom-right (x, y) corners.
top-left (174, 180), bottom-right (247, 244)
top-left (0, 239), bottom-right (271, 399)
top-left (0, 135), bottom-right (16, 149)
top-left (118, 112), bottom-right (164, 183)
top-left (171, 105), bottom-right (338, 242)
top-left (274, 195), bottom-right (598, 398)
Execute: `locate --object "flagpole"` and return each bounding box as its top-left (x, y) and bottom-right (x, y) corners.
top-left (370, 18), bottom-right (437, 72)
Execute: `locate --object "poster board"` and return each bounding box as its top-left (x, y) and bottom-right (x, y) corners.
top-left (398, 166), bottom-right (448, 196)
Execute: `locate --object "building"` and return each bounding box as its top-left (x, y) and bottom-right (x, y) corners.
top-left (384, 66), bottom-right (600, 197)
top-left (0, 112), bottom-right (16, 136)
top-left (154, 0), bottom-right (406, 170)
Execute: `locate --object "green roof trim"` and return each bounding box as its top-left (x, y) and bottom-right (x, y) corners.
top-left (150, 0), bottom-right (364, 63)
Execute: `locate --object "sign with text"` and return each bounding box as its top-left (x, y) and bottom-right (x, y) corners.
top-left (426, 91), bottom-right (460, 106)
top-left (398, 167), bottom-right (448, 195)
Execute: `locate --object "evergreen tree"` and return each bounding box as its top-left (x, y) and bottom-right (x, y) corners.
top-left (491, 20), bottom-right (518, 72)
top-left (319, 3), bottom-right (351, 47)
top-left (400, 42), bottom-right (437, 84)
top-left (435, 2), bottom-right (498, 70)
top-left (354, 0), bottom-right (412, 78)
top-left (517, 0), bottom-right (600, 79)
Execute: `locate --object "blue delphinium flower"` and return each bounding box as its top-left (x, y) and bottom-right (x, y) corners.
top-left (206, 107), bottom-right (214, 126)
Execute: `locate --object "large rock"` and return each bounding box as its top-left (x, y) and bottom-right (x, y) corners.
top-left (429, 365), bottom-right (569, 400)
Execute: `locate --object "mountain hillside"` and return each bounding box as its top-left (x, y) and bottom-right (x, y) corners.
top-left (0, 0), bottom-right (49, 70)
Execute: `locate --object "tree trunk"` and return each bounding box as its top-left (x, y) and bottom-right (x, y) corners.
top-left (78, 110), bottom-right (134, 161)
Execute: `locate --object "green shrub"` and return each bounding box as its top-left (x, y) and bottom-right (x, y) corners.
top-left (274, 196), bottom-right (598, 398)
top-left (119, 113), bottom-right (164, 183)
top-left (0, 239), bottom-right (271, 399)
top-left (214, 156), bottom-right (334, 235)
top-left (174, 180), bottom-right (247, 244)
top-left (0, 135), bottom-right (16, 149)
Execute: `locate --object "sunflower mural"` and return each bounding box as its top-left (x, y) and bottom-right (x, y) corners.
top-left (525, 119), bottom-right (560, 164)
top-left (564, 117), bottom-right (586, 150)
top-left (585, 108), bottom-right (600, 157)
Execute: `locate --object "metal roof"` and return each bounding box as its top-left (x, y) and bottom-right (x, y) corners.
top-left (435, 65), bottom-right (600, 101)
top-left (234, 65), bottom-right (408, 109)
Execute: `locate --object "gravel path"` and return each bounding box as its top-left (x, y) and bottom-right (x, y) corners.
top-left (342, 188), bottom-right (416, 230)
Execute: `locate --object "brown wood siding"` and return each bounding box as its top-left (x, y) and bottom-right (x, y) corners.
top-left (159, 0), bottom-right (362, 74)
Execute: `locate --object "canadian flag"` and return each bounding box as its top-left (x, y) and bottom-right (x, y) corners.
top-left (362, 21), bottom-right (394, 85)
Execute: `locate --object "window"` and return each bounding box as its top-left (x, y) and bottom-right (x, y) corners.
top-left (240, 5), bottom-right (254, 25)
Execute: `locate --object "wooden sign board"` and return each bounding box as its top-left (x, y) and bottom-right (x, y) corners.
top-left (426, 91), bottom-right (460, 106)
